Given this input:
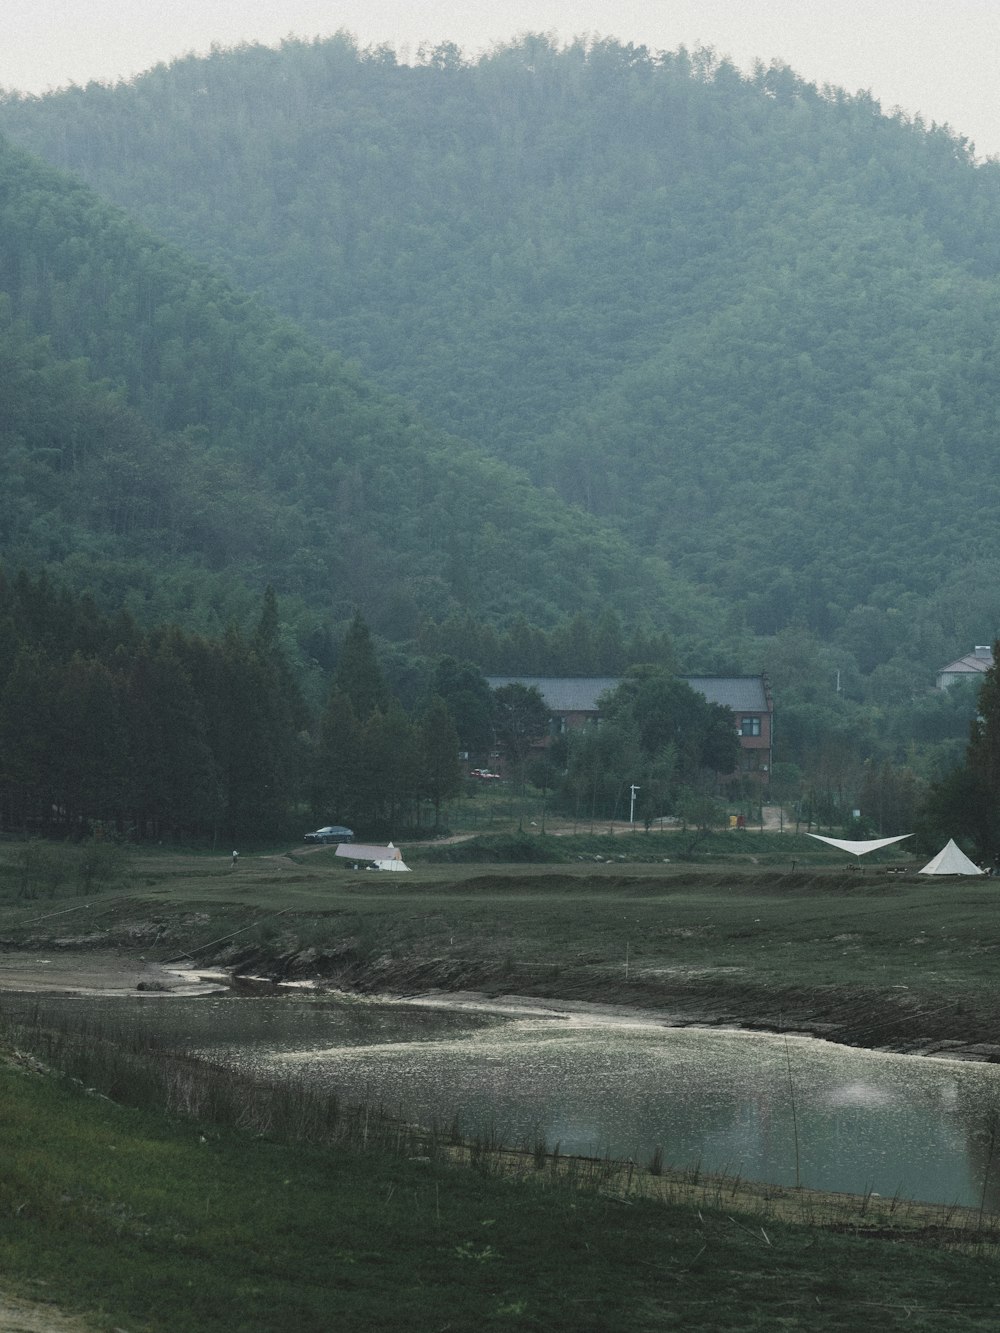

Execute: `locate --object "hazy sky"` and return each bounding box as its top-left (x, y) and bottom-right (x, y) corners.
top-left (6, 2), bottom-right (1000, 157)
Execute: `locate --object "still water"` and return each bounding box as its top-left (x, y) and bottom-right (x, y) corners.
top-left (10, 989), bottom-right (1000, 1208)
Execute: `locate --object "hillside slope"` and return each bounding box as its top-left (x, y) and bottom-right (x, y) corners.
top-left (0, 134), bottom-right (708, 641)
top-left (5, 36), bottom-right (1000, 673)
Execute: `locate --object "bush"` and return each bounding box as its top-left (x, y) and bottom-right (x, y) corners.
top-left (75, 839), bottom-right (130, 894)
top-left (12, 841), bottom-right (75, 900)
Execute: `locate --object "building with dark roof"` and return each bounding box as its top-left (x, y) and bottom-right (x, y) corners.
top-left (680, 677), bottom-right (773, 780)
top-left (486, 677), bottom-right (618, 730)
top-left (485, 674), bottom-right (774, 781)
top-left (936, 646), bottom-right (993, 690)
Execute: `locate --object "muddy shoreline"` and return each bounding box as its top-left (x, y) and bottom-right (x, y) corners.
top-left (223, 939), bottom-right (1000, 1062)
top-left (2, 941), bottom-right (998, 1065)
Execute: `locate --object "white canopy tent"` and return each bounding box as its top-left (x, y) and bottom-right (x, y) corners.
top-left (336, 841), bottom-right (411, 872)
top-left (805, 833), bottom-right (912, 860)
top-left (918, 839), bottom-right (983, 876)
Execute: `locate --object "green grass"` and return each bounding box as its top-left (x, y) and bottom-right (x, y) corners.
top-left (1, 839), bottom-right (996, 1052)
top-left (4, 838), bottom-right (1000, 1326)
top-left (3, 1052), bottom-right (1000, 1331)
top-left (404, 828), bottom-right (815, 864)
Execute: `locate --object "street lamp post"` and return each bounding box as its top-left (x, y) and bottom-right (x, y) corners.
top-left (629, 783), bottom-right (641, 827)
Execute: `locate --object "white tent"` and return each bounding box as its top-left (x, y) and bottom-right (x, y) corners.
top-left (805, 833), bottom-right (912, 859)
top-left (336, 842), bottom-right (401, 861)
top-left (336, 841), bottom-right (410, 870)
top-left (918, 839), bottom-right (983, 876)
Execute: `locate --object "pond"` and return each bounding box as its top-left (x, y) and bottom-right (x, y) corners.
top-left (5, 986), bottom-right (1000, 1208)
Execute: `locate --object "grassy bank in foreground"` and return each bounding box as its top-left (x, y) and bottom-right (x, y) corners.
top-left (3, 1050), bottom-right (1000, 1332)
top-left (4, 840), bottom-right (1000, 1327)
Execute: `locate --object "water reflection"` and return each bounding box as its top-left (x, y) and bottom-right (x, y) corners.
top-left (257, 1020), bottom-right (1000, 1207)
top-left (6, 990), bottom-right (1000, 1208)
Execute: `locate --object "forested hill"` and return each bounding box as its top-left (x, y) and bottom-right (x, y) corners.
top-left (4, 34), bottom-right (1000, 681)
top-left (0, 133), bottom-right (709, 645)
top-left (1, 35), bottom-right (1000, 677)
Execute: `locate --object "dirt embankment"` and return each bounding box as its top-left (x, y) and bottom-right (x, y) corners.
top-left (192, 938), bottom-right (1000, 1063)
top-left (4, 908), bottom-right (998, 1062)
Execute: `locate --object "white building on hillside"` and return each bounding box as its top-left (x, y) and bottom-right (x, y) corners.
top-left (936, 645), bottom-right (993, 690)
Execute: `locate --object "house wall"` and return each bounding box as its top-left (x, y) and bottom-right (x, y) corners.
top-left (549, 709), bottom-right (600, 733)
top-left (937, 668), bottom-right (989, 690)
top-left (548, 699), bottom-right (773, 783)
top-left (735, 712), bottom-right (772, 779)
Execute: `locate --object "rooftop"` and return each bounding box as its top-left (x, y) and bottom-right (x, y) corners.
top-left (486, 675), bottom-right (772, 715)
top-left (938, 648), bottom-right (994, 676)
top-left (486, 677), bottom-right (619, 713)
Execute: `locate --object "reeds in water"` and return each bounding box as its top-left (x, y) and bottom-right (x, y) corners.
top-left (0, 1000), bottom-right (417, 1157)
top-left (5, 997), bottom-right (1000, 1251)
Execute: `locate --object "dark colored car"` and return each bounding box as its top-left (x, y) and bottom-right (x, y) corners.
top-left (303, 825), bottom-right (354, 845)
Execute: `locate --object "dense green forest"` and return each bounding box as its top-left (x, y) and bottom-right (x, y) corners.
top-left (0, 556), bottom-right (973, 848)
top-left (4, 34), bottom-right (1000, 688)
top-left (0, 575), bottom-right (482, 841)
top-left (0, 574), bottom-right (305, 841)
top-left (0, 133), bottom-right (709, 654)
top-left (2, 33), bottom-right (998, 813)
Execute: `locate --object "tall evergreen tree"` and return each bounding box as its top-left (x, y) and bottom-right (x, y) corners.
top-left (334, 612), bottom-right (390, 721)
top-left (928, 642), bottom-right (1000, 856)
top-left (125, 640), bottom-right (220, 840)
top-left (417, 695), bottom-right (462, 827)
top-left (432, 656), bottom-right (494, 755)
top-left (355, 703), bottom-right (418, 834)
top-left (312, 685), bottom-right (361, 826)
top-left (0, 645), bottom-right (59, 830)
top-left (492, 682), bottom-right (550, 786)
top-left (53, 653), bottom-right (127, 831)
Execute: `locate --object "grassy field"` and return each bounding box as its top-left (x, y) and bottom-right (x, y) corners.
top-left (3, 833), bottom-right (1000, 1328)
top-left (3, 1040), bottom-right (1000, 1331)
top-left (0, 832), bottom-right (996, 1052)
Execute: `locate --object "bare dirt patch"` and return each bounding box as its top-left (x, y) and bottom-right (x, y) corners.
top-left (0, 1288), bottom-right (92, 1332)
top-left (0, 949), bottom-right (221, 995)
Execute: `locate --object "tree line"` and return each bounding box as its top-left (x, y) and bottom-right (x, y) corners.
top-left (0, 573), bottom-right (753, 845)
top-left (0, 576), bottom-right (540, 841)
top-left (0, 575), bottom-right (304, 842)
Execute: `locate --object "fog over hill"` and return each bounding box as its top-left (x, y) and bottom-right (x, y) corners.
top-left (0, 132), bottom-right (706, 657)
top-left (3, 33), bottom-right (1000, 693)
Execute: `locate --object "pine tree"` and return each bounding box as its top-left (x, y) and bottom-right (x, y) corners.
top-left (312, 685), bottom-right (361, 826)
top-left (417, 695), bottom-right (461, 828)
top-left (432, 656), bottom-right (493, 754)
top-left (334, 612), bottom-right (390, 720)
top-left (125, 640), bottom-right (220, 840)
top-left (355, 703), bottom-right (418, 834)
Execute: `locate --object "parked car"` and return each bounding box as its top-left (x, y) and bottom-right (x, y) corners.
top-left (303, 825), bottom-right (354, 844)
top-left (469, 768), bottom-right (503, 781)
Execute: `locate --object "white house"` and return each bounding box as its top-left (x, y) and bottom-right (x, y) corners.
top-left (936, 645), bottom-right (993, 690)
